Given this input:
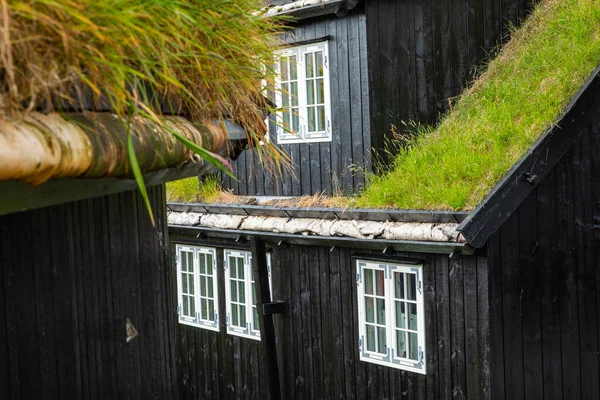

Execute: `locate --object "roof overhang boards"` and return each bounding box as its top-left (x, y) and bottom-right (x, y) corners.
top-left (264, 0), bottom-right (359, 20)
top-left (168, 204), bottom-right (471, 255)
top-left (458, 64), bottom-right (600, 248)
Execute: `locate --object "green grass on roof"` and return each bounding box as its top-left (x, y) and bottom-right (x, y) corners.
top-left (359, 0), bottom-right (600, 211)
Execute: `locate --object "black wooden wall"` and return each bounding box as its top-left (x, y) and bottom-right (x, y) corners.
top-left (487, 119), bottom-right (600, 399)
top-left (0, 185), bottom-right (177, 399)
top-left (170, 233), bottom-right (490, 399)
top-left (366, 0), bottom-right (537, 159)
top-left (223, 8), bottom-right (371, 196)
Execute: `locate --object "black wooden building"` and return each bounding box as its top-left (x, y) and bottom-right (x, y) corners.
top-left (0, 111), bottom-right (248, 399)
top-left (169, 66), bottom-right (600, 399)
top-left (223, 0), bottom-right (536, 196)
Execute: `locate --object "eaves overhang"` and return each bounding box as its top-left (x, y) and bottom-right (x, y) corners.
top-left (264, 0), bottom-right (360, 20)
top-left (167, 203), bottom-right (474, 255)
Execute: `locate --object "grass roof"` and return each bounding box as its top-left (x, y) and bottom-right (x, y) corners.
top-left (358, 0), bottom-right (600, 211)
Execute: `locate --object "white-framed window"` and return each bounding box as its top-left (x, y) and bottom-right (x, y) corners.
top-left (274, 41), bottom-right (332, 144)
top-left (356, 260), bottom-right (426, 374)
top-left (224, 250), bottom-right (272, 340)
top-left (175, 245), bottom-right (219, 331)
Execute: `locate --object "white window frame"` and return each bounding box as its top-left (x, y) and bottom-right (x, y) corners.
top-left (175, 245), bottom-right (219, 332)
top-left (224, 250), bottom-right (272, 341)
top-left (356, 260), bottom-right (426, 374)
top-left (274, 41), bottom-right (332, 144)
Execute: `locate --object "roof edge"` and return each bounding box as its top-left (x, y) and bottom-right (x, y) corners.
top-left (167, 201), bottom-right (469, 224)
top-left (1, 160), bottom-right (220, 216)
top-left (458, 63), bottom-right (600, 248)
top-left (169, 225), bottom-right (470, 255)
top-left (264, 0), bottom-right (358, 20)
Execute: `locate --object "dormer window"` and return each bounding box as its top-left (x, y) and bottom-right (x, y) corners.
top-left (275, 41), bottom-right (332, 143)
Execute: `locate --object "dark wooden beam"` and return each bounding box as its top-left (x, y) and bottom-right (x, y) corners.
top-left (459, 66), bottom-right (600, 248)
top-left (0, 158), bottom-right (225, 216)
top-left (251, 238), bottom-right (282, 400)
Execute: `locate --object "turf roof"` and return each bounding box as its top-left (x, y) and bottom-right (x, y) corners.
top-left (358, 0), bottom-right (600, 211)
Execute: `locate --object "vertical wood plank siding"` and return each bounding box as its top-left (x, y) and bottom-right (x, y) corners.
top-left (0, 185), bottom-right (177, 399)
top-left (169, 233), bottom-right (490, 399)
top-left (366, 0), bottom-right (536, 160)
top-left (223, 9), bottom-right (371, 196)
top-left (488, 119), bottom-right (600, 400)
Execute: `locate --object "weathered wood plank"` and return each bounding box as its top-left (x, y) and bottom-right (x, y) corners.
top-left (556, 148), bottom-right (582, 400)
top-left (517, 193), bottom-right (543, 399)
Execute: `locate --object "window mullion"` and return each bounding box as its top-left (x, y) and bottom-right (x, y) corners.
top-left (298, 47), bottom-right (308, 139)
top-left (194, 250), bottom-right (201, 323)
top-left (386, 264), bottom-right (394, 360)
top-left (246, 255), bottom-right (253, 331)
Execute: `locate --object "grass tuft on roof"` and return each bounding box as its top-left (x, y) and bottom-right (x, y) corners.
top-left (359, 0), bottom-right (600, 211)
top-left (1, 0), bottom-right (286, 167)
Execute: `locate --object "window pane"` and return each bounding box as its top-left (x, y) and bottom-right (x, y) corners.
top-left (290, 55), bottom-right (297, 80)
top-left (183, 296), bottom-right (189, 316)
top-left (280, 58), bottom-right (289, 81)
top-left (252, 283), bottom-right (257, 305)
top-left (308, 107), bottom-right (316, 132)
top-left (230, 258), bottom-right (237, 278)
top-left (282, 110), bottom-right (290, 129)
top-left (317, 78), bottom-right (324, 104)
top-left (231, 280), bottom-right (237, 302)
top-left (239, 281), bottom-right (245, 301)
top-left (409, 303), bottom-right (418, 330)
top-left (377, 298), bottom-right (386, 325)
top-left (253, 309), bottom-right (259, 331)
top-left (200, 276), bottom-right (206, 296)
top-left (190, 296), bottom-right (196, 317)
top-left (408, 332), bottom-right (419, 361)
top-left (201, 298), bottom-right (208, 320)
top-left (290, 82), bottom-right (298, 106)
top-left (240, 305), bottom-right (247, 327)
top-left (282, 82), bottom-right (290, 107)
top-left (208, 300), bottom-right (214, 320)
top-left (377, 327), bottom-right (387, 354)
top-left (232, 302), bottom-right (239, 326)
top-left (305, 53), bottom-right (314, 78)
top-left (307, 80), bottom-right (315, 105)
top-left (375, 270), bottom-right (385, 296)
top-left (238, 263), bottom-right (244, 280)
top-left (366, 325), bottom-right (376, 352)
top-left (407, 274), bottom-right (417, 301)
top-left (318, 106), bottom-right (325, 131)
top-left (397, 331), bottom-right (406, 358)
top-left (207, 254), bottom-right (213, 274)
top-left (365, 297), bottom-right (375, 323)
top-left (207, 277), bottom-right (213, 298)
top-left (364, 269), bottom-right (374, 295)
top-left (189, 274), bottom-right (195, 295)
top-left (395, 272), bottom-right (405, 299)
top-left (182, 274), bottom-right (188, 294)
top-left (315, 51), bottom-right (323, 77)
top-left (188, 254), bottom-right (194, 272)
top-left (200, 254), bottom-right (206, 274)
top-left (292, 113), bottom-right (300, 133)
top-left (396, 301), bottom-right (406, 329)
top-left (181, 252), bottom-right (187, 272)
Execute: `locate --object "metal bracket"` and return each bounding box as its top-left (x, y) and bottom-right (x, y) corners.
top-left (262, 301), bottom-right (288, 316)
